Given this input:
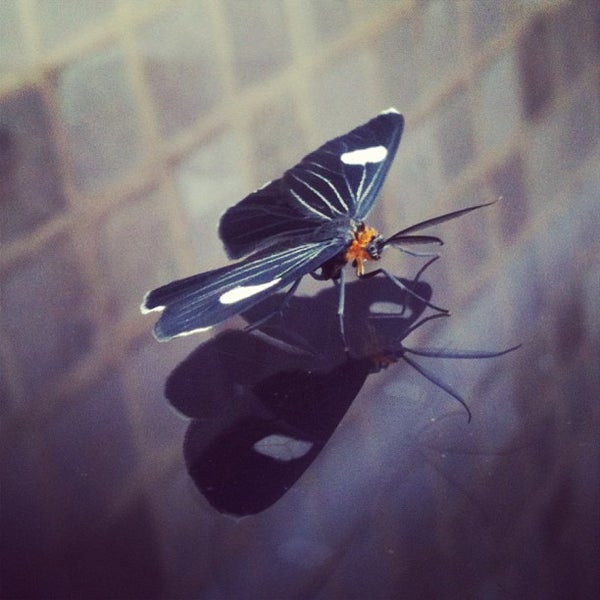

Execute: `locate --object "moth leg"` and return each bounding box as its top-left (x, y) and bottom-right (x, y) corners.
top-left (360, 268), bottom-right (449, 314)
top-left (334, 268), bottom-right (350, 353)
top-left (412, 255), bottom-right (440, 283)
top-left (400, 353), bottom-right (473, 422)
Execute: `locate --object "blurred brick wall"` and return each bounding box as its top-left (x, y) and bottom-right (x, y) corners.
top-left (1, 1), bottom-right (598, 598)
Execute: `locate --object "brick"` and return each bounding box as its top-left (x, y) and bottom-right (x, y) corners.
top-left (298, 0), bottom-right (353, 45)
top-left (437, 87), bottom-right (475, 179)
top-left (374, 15), bottom-right (420, 112)
top-left (476, 49), bottom-right (522, 151)
top-left (569, 157), bottom-right (600, 245)
top-left (0, 87), bottom-right (67, 242)
top-left (560, 83), bottom-right (600, 171)
top-left (581, 261), bottom-right (600, 348)
top-left (554, 284), bottom-right (585, 364)
top-left (98, 188), bottom-right (180, 322)
top-left (56, 497), bottom-right (163, 598)
top-left (46, 371), bottom-right (137, 529)
top-left (127, 334), bottom-right (196, 455)
top-left (144, 468), bottom-right (213, 597)
top-left (519, 14), bottom-right (555, 120)
top-left (0, 436), bottom-right (56, 598)
top-left (550, 0), bottom-right (599, 85)
top-left (0, 0), bottom-right (31, 75)
top-left (249, 95), bottom-right (306, 186)
top-left (54, 45), bottom-right (144, 193)
top-left (35, 0), bottom-right (116, 51)
top-left (137, 0), bottom-right (224, 138)
top-left (420, 0), bottom-right (462, 92)
top-left (534, 205), bottom-right (585, 294)
top-left (445, 183), bottom-right (492, 289)
top-left (525, 105), bottom-right (565, 209)
top-left (470, 0), bottom-right (507, 49)
top-left (0, 237), bottom-right (94, 398)
top-left (490, 153), bottom-right (529, 242)
top-left (223, 0), bottom-right (292, 88)
top-left (310, 49), bottom-right (377, 141)
top-left (392, 115), bottom-right (444, 224)
top-left (501, 240), bottom-right (546, 337)
top-left (174, 129), bottom-right (247, 263)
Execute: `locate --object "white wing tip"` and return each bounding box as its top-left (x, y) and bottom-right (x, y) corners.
top-left (381, 107), bottom-right (400, 115)
top-left (153, 324), bottom-right (213, 342)
top-left (140, 291), bottom-right (164, 314)
top-left (168, 325), bottom-right (213, 339)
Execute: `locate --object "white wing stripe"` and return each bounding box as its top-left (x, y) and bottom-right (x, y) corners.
top-left (359, 160), bottom-right (386, 206)
top-left (290, 172), bottom-right (344, 217)
top-left (356, 165), bottom-right (367, 202)
top-left (301, 167), bottom-right (349, 212)
top-left (199, 241), bottom-right (339, 296)
top-left (289, 189), bottom-right (330, 220)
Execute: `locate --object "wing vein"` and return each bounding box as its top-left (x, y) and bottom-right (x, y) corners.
top-left (289, 189), bottom-right (330, 220)
top-left (301, 166), bottom-right (349, 212)
top-left (290, 172), bottom-right (344, 217)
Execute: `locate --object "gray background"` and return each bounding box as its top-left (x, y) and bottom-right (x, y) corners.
top-left (1, 1), bottom-right (598, 598)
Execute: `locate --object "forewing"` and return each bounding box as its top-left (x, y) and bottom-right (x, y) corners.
top-left (219, 109), bottom-right (404, 259)
top-left (170, 332), bottom-right (371, 515)
top-left (294, 108), bottom-right (403, 221)
top-left (142, 239), bottom-right (344, 341)
top-left (218, 179), bottom-right (325, 260)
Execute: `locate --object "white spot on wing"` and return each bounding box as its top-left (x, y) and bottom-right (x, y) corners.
top-left (381, 107), bottom-right (400, 115)
top-left (219, 278), bottom-right (282, 304)
top-left (341, 145), bottom-right (388, 166)
top-left (369, 301), bottom-right (413, 316)
top-left (253, 434), bottom-right (313, 462)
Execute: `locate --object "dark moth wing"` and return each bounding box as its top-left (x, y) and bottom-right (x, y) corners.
top-left (245, 274), bottom-right (521, 424)
top-left (166, 277), bottom-right (519, 516)
top-left (168, 276), bottom-right (430, 516)
top-left (142, 237), bottom-right (345, 341)
top-left (182, 358), bottom-right (372, 516)
top-left (242, 270), bottom-right (433, 361)
top-left (219, 109), bottom-right (404, 259)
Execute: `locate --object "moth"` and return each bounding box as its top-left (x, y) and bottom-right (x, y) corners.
top-left (142, 109), bottom-right (491, 341)
top-left (168, 272), bottom-right (518, 516)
